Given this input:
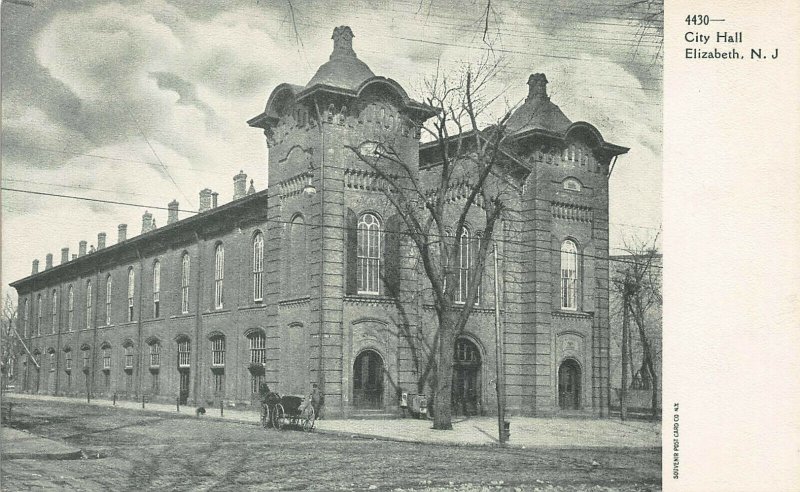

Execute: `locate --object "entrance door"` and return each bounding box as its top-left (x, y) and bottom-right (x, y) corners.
top-left (558, 359), bottom-right (581, 410)
top-left (179, 370), bottom-right (190, 405)
top-left (353, 350), bottom-right (384, 409)
top-left (452, 338), bottom-right (481, 416)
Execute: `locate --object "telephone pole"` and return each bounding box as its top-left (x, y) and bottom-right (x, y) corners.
top-left (493, 242), bottom-right (507, 443)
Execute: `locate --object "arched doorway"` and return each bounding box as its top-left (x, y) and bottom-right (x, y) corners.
top-left (452, 338), bottom-right (481, 416)
top-left (353, 350), bottom-right (384, 409)
top-left (558, 358), bottom-right (582, 410)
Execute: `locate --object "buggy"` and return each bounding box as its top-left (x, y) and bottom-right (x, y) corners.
top-left (260, 392), bottom-right (315, 431)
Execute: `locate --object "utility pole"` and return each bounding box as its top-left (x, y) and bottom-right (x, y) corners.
top-left (493, 242), bottom-right (506, 443)
top-left (621, 276), bottom-right (630, 421)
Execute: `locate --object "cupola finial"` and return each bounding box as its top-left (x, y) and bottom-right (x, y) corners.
top-left (331, 26), bottom-right (356, 59)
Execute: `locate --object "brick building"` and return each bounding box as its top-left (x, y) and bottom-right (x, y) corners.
top-left (10, 26), bottom-right (628, 417)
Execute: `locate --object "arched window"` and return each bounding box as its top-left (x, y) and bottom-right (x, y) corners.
top-left (357, 213), bottom-right (381, 294)
top-left (101, 344), bottom-right (111, 370)
top-left (86, 281), bottom-right (93, 329)
top-left (211, 335), bottom-right (225, 367)
top-left (67, 286), bottom-right (74, 332)
top-left (22, 299), bottom-right (29, 337)
top-left (152, 260), bottom-right (161, 318)
top-left (181, 253), bottom-right (190, 314)
top-left (127, 268), bottom-right (135, 322)
top-left (81, 346), bottom-right (90, 369)
top-left (48, 348), bottom-right (56, 372)
top-left (36, 294), bottom-right (42, 336)
top-left (214, 244), bottom-right (224, 309)
top-left (210, 334), bottom-right (225, 396)
top-left (252, 233), bottom-right (264, 302)
top-left (64, 348), bottom-right (72, 371)
top-left (123, 343), bottom-right (134, 369)
top-left (456, 228), bottom-right (471, 304)
top-left (51, 290), bottom-right (58, 334)
top-left (149, 341), bottom-right (161, 367)
top-left (248, 331), bottom-right (267, 365)
top-left (105, 275), bottom-right (113, 325)
top-left (177, 338), bottom-right (190, 368)
top-left (560, 240), bottom-right (579, 310)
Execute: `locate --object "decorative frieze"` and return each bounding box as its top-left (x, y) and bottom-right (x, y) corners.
top-left (551, 201), bottom-right (593, 223)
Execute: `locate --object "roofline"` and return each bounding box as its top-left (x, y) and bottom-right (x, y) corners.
top-left (10, 188), bottom-right (270, 291)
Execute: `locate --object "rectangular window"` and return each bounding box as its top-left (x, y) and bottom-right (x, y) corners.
top-left (211, 338), bottom-right (225, 366)
top-left (249, 335), bottom-right (266, 364)
top-left (178, 340), bottom-right (190, 368)
top-left (124, 346), bottom-right (133, 369)
top-left (213, 372), bottom-right (225, 395)
top-left (181, 254), bottom-right (190, 314)
top-left (65, 353), bottom-right (72, 371)
top-left (357, 215), bottom-right (381, 295)
top-left (49, 352), bottom-right (55, 372)
top-left (102, 349), bottom-right (111, 369)
top-left (82, 350), bottom-right (90, 368)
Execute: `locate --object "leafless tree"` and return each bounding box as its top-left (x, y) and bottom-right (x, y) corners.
top-left (347, 56), bottom-right (522, 430)
top-left (611, 235), bottom-right (662, 419)
top-left (1, 293), bottom-right (19, 389)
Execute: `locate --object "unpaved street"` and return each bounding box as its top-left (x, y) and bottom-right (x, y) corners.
top-left (2, 399), bottom-right (661, 491)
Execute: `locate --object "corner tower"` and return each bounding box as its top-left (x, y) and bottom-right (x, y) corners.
top-left (248, 27), bottom-right (434, 416)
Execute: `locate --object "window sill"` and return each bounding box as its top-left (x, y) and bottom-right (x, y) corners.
top-left (552, 310), bottom-right (594, 319)
top-left (344, 295), bottom-right (397, 305)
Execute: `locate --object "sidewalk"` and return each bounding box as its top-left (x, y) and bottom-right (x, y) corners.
top-left (1, 427), bottom-right (82, 460)
top-left (5, 393), bottom-right (660, 450)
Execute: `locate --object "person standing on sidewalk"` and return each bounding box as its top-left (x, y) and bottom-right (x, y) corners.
top-left (310, 383), bottom-right (323, 419)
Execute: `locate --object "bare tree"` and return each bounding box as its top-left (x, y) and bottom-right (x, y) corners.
top-left (1, 293), bottom-right (19, 390)
top-left (346, 56), bottom-right (521, 430)
top-left (611, 236), bottom-right (662, 419)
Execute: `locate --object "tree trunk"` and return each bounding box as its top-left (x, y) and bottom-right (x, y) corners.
top-left (620, 292), bottom-right (629, 421)
top-left (433, 310), bottom-right (457, 430)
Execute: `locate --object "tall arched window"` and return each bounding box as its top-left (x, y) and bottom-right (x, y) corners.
top-left (149, 341), bottom-right (161, 367)
top-left (51, 290), bottom-right (58, 334)
top-left (105, 275), bottom-right (113, 325)
top-left (181, 253), bottom-right (190, 314)
top-left (214, 244), bottom-right (224, 309)
top-left (456, 228), bottom-right (471, 304)
top-left (85, 281), bottom-right (93, 329)
top-left (36, 294), bottom-right (42, 336)
top-left (560, 240), bottom-right (579, 310)
top-left (127, 268), bottom-right (135, 322)
top-left (252, 233), bottom-right (264, 302)
top-left (177, 338), bottom-right (191, 368)
top-left (67, 286), bottom-right (73, 332)
top-left (152, 260), bottom-right (161, 318)
top-left (123, 342), bottom-right (134, 369)
top-left (357, 213), bottom-right (381, 294)
top-left (22, 299), bottom-right (29, 337)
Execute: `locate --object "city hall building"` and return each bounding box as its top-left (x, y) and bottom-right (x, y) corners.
top-left (10, 26), bottom-right (627, 418)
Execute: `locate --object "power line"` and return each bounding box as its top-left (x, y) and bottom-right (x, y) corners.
top-left (2, 186), bottom-right (660, 269)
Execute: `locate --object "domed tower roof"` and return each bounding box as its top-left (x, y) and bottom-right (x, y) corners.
top-left (505, 73), bottom-right (572, 135)
top-left (305, 26), bottom-right (375, 91)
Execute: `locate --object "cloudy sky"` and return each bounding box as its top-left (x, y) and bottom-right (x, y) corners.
top-left (1, 0), bottom-right (662, 296)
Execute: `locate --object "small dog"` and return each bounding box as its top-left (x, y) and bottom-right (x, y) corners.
top-left (195, 407), bottom-right (206, 417)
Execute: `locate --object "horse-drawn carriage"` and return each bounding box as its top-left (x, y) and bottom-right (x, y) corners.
top-left (260, 391), bottom-right (316, 431)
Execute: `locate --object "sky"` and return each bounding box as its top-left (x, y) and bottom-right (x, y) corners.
top-left (1, 0), bottom-right (663, 298)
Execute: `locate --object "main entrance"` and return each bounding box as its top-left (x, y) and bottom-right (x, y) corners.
top-left (558, 358), bottom-right (581, 410)
top-left (452, 338), bottom-right (481, 416)
top-left (353, 350), bottom-right (384, 409)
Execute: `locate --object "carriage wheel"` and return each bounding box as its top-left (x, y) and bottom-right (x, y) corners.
top-left (273, 404), bottom-right (285, 430)
top-left (260, 405), bottom-right (270, 429)
top-left (302, 405), bottom-right (315, 432)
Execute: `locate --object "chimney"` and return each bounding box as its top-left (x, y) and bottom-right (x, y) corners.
top-left (247, 179), bottom-right (256, 195)
top-left (45, 254), bottom-right (53, 270)
top-left (78, 241), bottom-right (87, 257)
top-left (167, 200), bottom-right (179, 224)
top-left (97, 233), bottom-right (107, 250)
top-left (32, 259), bottom-right (39, 275)
top-left (526, 73), bottom-right (549, 101)
top-left (331, 26), bottom-right (356, 59)
top-left (199, 189), bottom-right (213, 212)
top-left (72, 254), bottom-right (77, 261)
top-left (61, 248), bottom-right (70, 264)
top-left (118, 224), bottom-right (128, 243)
top-left (233, 170), bottom-right (247, 200)
top-left (212, 192), bottom-right (219, 208)
top-left (141, 211), bottom-right (155, 234)
top-left (89, 245), bottom-right (96, 254)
